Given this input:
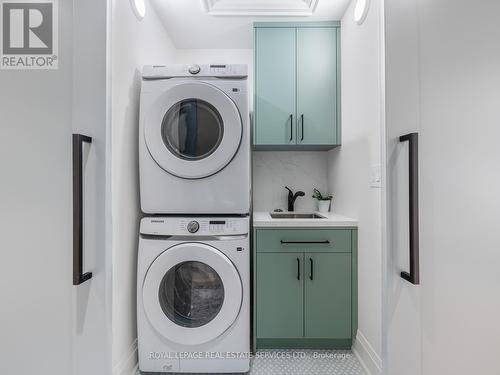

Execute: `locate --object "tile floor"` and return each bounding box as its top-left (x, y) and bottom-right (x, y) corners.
top-left (249, 349), bottom-right (366, 375)
top-left (139, 349), bottom-right (366, 375)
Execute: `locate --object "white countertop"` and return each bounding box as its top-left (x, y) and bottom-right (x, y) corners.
top-left (253, 211), bottom-right (358, 228)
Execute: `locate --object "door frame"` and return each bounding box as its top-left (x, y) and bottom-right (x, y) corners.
top-left (72, 0), bottom-right (113, 374)
top-left (380, 0), bottom-right (389, 371)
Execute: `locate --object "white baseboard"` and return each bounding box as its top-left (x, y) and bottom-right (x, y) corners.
top-left (352, 330), bottom-right (382, 375)
top-left (113, 338), bottom-right (139, 375)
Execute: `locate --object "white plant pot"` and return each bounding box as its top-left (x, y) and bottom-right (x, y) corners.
top-left (317, 200), bottom-right (331, 213)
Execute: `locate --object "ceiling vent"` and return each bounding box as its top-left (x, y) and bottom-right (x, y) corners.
top-left (203, 0), bottom-right (320, 16)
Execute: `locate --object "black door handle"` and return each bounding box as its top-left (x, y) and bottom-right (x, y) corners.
top-left (399, 132), bottom-right (420, 285)
top-left (300, 114), bottom-right (304, 141)
top-left (281, 240), bottom-right (330, 244)
top-left (289, 114), bottom-right (293, 142)
top-left (73, 134), bottom-right (93, 286)
top-left (309, 258), bottom-right (313, 280)
top-left (296, 258), bottom-right (300, 280)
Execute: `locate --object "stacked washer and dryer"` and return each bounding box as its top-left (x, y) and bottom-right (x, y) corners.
top-left (137, 64), bottom-right (251, 373)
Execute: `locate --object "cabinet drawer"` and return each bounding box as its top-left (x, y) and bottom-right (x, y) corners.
top-left (256, 229), bottom-right (351, 253)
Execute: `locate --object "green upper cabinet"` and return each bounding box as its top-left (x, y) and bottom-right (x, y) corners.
top-left (254, 28), bottom-right (296, 145)
top-left (254, 22), bottom-right (341, 150)
top-left (296, 27), bottom-right (338, 145)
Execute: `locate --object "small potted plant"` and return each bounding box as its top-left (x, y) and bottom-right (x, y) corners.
top-left (312, 188), bottom-right (333, 213)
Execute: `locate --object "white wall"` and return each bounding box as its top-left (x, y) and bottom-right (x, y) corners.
top-left (253, 151), bottom-right (329, 212)
top-left (328, 0), bottom-right (383, 373)
top-left (110, 0), bottom-right (176, 373)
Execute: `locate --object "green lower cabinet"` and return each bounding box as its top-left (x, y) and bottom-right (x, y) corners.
top-left (256, 253), bottom-right (303, 338)
top-left (255, 228), bottom-right (357, 350)
top-left (304, 253), bottom-right (351, 339)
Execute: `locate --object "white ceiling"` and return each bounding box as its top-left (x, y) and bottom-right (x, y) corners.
top-left (150, 0), bottom-right (351, 49)
top-left (203, 0), bottom-right (320, 16)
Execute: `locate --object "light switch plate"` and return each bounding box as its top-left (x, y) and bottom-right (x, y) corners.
top-left (370, 164), bottom-right (382, 188)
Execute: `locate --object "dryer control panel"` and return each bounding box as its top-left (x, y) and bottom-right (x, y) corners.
top-left (142, 64), bottom-right (248, 79)
top-left (140, 216), bottom-right (249, 236)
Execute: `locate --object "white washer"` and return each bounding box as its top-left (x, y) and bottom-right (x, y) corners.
top-left (137, 216), bottom-right (250, 373)
top-left (139, 64), bottom-right (250, 214)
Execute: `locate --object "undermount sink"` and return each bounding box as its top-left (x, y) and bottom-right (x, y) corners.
top-left (270, 213), bottom-right (326, 219)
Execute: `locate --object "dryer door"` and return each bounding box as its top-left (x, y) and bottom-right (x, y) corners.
top-left (142, 242), bottom-right (243, 345)
top-left (144, 82), bottom-right (242, 179)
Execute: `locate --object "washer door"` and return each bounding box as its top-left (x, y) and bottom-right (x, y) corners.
top-left (144, 82), bottom-right (242, 179)
top-left (142, 243), bottom-right (243, 345)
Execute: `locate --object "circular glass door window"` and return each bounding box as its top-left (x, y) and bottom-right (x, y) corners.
top-left (158, 261), bottom-right (225, 328)
top-left (144, 82), bottom-right (242, 179)
top-left (161, 99), bottom-right (224, 161)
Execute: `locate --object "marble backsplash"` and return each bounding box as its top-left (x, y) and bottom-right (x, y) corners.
top-left (252, 151), bottom-right (330, 212)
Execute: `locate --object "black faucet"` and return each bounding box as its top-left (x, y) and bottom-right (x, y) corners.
top-left (285, 186), bottom-right (305, 212)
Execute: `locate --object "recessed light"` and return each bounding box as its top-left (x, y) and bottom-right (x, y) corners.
top-left (131, 0), bottom-right (146, 20)
top-left (354, 0), bottom-right (370, 25)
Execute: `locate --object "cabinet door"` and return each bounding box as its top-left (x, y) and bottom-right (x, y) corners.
top-left (304, 253), bottom-right (351, 338)
top-left (296, 27), bottom-right (338, 145)
top-left (1, 60), bottom-right (74, 374)
top-left (255, 28), bottom-right (296, 145)
top-left (0, 1), bottom-right (111, 374)
top-left (257, 253), bottom-right (303, 338)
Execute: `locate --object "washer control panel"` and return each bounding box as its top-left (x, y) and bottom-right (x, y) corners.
top-left (140, 217), bottom-right (249, 236)
top-left (207, 220), bottom-right (239, 234)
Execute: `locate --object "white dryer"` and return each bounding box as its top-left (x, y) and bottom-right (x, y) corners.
top-left (139, 64), bottom-right (250, 214)
top-left (137, 216), bottom-right (250, 373)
